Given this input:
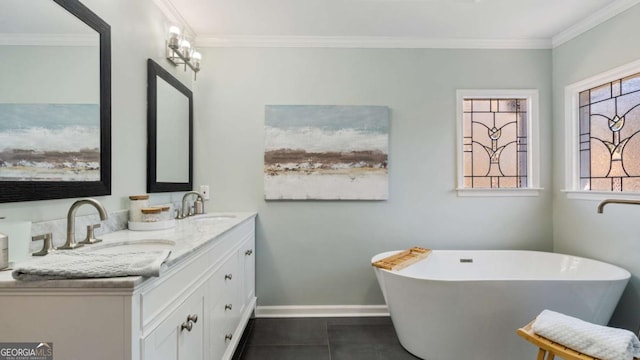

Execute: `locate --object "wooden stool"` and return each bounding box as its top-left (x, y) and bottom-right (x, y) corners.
top-left (517, 320), bottom-right (639, 360)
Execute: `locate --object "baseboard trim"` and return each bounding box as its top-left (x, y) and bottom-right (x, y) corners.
top-left (255, 305), bottom-right (389, 318)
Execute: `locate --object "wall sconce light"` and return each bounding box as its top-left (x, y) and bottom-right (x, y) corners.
top-left (166, 25), bottom-right (201, 80)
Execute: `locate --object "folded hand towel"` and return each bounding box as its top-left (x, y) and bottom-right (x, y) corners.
top-left (12, 250), bottom-right (171, 281)
top-left (532, 309), bottom-right (640, 360)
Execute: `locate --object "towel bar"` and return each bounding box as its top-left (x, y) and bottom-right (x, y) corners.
top-left (517, 320), bottom-right (640, 360)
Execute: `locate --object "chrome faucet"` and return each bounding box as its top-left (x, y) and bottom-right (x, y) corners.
top-left (180, 191), bottom-right (205, 218)
top-left (58, 198), bottom-right (108, 250)
top-left (597, 199), bottom-right (640, 213)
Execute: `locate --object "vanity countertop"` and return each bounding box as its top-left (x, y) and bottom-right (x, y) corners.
top-left (0, 212), bottom-right (256, 289)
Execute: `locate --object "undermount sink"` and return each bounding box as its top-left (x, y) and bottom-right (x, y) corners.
top-left (82, 239), bottom-right (176, 254)
top-left (191, 214), bottom-right (237, 221)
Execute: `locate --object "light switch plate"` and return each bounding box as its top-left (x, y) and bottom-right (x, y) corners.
top-left (199, 185), bottom-right (210, 200)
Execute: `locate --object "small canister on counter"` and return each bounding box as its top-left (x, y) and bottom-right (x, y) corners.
top-left (129, 195), bottom-right (150, 222)
top-left (0, 232), bottom-right (8, 270)
top-left (141, 207), bottom-right (162, 222)
top-left (160, 205), bottom-right (171, 221)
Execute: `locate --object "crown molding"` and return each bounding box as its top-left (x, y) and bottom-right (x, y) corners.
top-left (0, 33), bottom-right (97, 46)
top-left (158, 0), bottom-right (640, 50)
top-left (552, 0), bottom-right (640, 47)
top-left (195, 35), bottom-right (551, 49)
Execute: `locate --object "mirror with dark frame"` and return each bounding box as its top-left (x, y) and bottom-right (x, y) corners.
top-left (147, 59), bottom-right (193, 193)
top-left (0, 0), bottom-right (111, 203)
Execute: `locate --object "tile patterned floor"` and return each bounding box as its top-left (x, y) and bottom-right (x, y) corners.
top-left (232, 317), bottom-right (421, 360)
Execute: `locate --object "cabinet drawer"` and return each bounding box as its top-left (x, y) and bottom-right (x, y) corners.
top-left (208, 313), bottom-right (237, 360)
top-left (208, 294), bottom-right (239, 330)
top-left (141, 251), bottom-right (211, 328)
top-left (208, 253), bottom-right (238, 302)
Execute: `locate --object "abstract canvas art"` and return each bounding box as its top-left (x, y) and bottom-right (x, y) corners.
top-left (0, 103), bottom-right (100, 181)
top-left (264, 105), bottom-right (389, 200)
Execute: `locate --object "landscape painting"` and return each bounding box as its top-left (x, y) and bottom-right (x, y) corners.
top-left (0, 103), bottom-right (100, 181)
top-left (264, 105), bottom-right (389, 200)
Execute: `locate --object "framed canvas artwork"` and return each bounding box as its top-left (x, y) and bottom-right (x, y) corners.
top-left (264, 105), bottom-right (389, 200)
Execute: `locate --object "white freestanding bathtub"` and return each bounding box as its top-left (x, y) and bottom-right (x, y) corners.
top-left (372, 250), bottom-right (630, 360)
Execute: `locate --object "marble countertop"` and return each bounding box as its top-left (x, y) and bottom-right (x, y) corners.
top-left (0, 212), bottom-right (256, 289)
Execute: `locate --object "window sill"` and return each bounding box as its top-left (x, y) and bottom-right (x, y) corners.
top-left (561, 190), bottom-right (640, 201)
top-left (456, 188), bottom-right (542, 197)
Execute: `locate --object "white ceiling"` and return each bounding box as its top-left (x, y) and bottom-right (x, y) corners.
top-left (163, 0), bottom-right (639, 48)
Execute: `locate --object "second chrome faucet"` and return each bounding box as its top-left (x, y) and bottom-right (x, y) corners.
top-left (179, 191), bottom-right (205, 219)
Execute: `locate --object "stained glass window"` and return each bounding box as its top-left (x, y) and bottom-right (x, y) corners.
top-left (462, 98), bottom-right (528, 189)
top-left (579, 72), bottom-right (640, 192)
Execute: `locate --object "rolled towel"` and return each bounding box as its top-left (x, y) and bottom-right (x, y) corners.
top-left (12, 250), bottom-right (171, 281)
top-left (532, 309), bottom-right (640, 360)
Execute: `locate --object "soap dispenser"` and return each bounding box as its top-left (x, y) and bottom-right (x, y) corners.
top-left (194, 198), bottom-right (204, 215)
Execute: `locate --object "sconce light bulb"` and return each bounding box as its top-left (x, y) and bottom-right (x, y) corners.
top-left (169, 25), bottom-right (181, 36)
top-left (192, 51), bottom-right (201, 71)
top-left (167, 26), bottom-right (181, 49)
top-left (181, 42), bottom-right (192, 61)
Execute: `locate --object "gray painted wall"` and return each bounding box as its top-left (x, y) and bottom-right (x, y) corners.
top-left (552, 4), bottom-right (640, 331)
top-left (194, 47), bottom-right (553, 305)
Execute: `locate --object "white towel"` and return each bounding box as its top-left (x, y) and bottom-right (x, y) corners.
top-left (12, 250), bottom-right (171, 281)
top-left (532, 309), bottom-right (640, 360)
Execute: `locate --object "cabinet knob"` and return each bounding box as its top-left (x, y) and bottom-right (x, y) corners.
top-left (245, 249), bottom-right (253, 256)
top-left (180, 313), bottom-right (198, 332)
top-left (225, 334), bottom-right (233, 341)
top-left (188, 314), bottom-right (198, 323)
top-left (224, 304), bottom-right (232, 311)
top-left (224, 273), bottom-right (233, 280)
top-left (181, 320), bottom-right (193, 332)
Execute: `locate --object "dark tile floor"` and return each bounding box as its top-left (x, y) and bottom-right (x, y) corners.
top-left (232, 317), bottom-right (421, 360)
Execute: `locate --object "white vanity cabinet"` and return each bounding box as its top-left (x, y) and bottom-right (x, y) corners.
top-left (0, 214), bottom-right (256, 360)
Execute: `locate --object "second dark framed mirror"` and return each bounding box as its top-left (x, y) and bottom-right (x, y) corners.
top-left (147, 59), bottom-right (193, 193)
